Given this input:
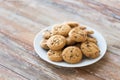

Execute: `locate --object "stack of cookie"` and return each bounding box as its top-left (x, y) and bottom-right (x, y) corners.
top-left (40, 22), bottom-right (100, 64)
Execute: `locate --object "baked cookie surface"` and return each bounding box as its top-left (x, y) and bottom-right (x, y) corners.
top-left (40, 39), bottom-right (49, 50)
top-left (86, 37), bottom-right (97, 43)
top-left (47, 35), bottom-right (66, 50)
top-left (52, 24), bottom-right (71, 36)
top-left (43, 30), bottom-right (51, 39)
top-left (81, 41), bottom-right (100, 58)
top-left (69, 27), bottom-right (87, 42)
top-left (47, 50), bottom-right (63, 62)
top-left (64, 21), bottom-right (79, 28)
top-left (62, 46), bottom-right (82, 64)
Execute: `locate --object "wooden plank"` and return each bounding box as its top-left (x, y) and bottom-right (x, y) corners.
top-left (0, 64), bottom-right (28, 80)
top-left (93, 0), bottom-right (120, 9)
top-left (80, 0), bottom-right (120, 20)
top-left (81, 52), bottom-right (120, 80)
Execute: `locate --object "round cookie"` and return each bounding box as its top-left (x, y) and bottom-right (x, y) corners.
top-left (52, 24), bottom-right (71, 36)
top-left (43, 30), bottom-right (51, 39)
top-left (69, 27), bottom-right (87, 42)
top-left (47, 50), bottom-right (63, 62)
top-left (86, 30), bottom-right (94, 35)
top-left (81, 41), bottom-right (100, 59)
top-left (86, 37), bottom-right (97, 44)
top-left (47, 35), bottom-right (66, 50)
top-left (66, 37), bottom-right (76, 46)
top-left (78, 25), bottom-right (86, 30)
top-left (40, 39), bottom-right (49, 50)
top-left (65, 21), bottom-right (79, 28)
top-left (62, 46), bottom-right (82, 64)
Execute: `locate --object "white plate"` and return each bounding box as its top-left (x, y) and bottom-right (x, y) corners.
top-left (34, 25), bottom-right (107, 67)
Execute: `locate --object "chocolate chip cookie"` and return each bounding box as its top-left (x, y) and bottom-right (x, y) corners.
top-left (86, 37), bottom-right (97, 43)
top-left (86, 30), bottom-right (94, 35)
top-left (40, 39), bottom-right (49, 50)
top-left (47, 35), bottom-right (66, 50)
top-left (52, 24), bottom-right (71, 36)
top-left (62, 46), bottom-right (82, 64)
top-left (47, 50), bottom-right (63, 62)
top-left (81, 41), bottom-right (100, 59)
top-left (64, 21), bottom-right (79, 28)
top-left (43, 30), bottom-right (52, 39)
top-left (69, 27), bottom-right (87, 42)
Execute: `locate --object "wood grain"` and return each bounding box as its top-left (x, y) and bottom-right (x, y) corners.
top-left (0, 65), bottom-right (27, 80)
top-left (0, 0), bottom-right (120, 80)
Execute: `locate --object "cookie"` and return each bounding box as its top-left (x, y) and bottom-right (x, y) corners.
top-left (86, 37), bottom-right (97, 43)
top-left (40, 39), bottom-right (49, 50)
top-left (66, 37), bottom-right (76, 46)
top-left (78, 25), bottom-right (86, 30)
top-left (52, 24), bottom-right (71, 36)
top-left (86, 30), bottom-right (94, 35)
top-left (47, 35), bottom-right (66, 50)
top-left (47, 50), bottom-right (63, 62)
top-left (62, 46), bottom-right (82, 64)
top-left (43, 30), bottom-right (52, 39)
top-left (81, 41), bottom-right (100, 59)
top-left (69, 27), bottom-right (87, 42)
top-left (65, 21), bottom-right (79, 28)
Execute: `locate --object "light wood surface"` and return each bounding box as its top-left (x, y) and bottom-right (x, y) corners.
top-left (0, 0), bottom-right (120, 80)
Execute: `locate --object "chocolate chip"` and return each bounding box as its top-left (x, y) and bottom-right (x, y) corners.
top-left (70, 55), bottom-right (73, 58)
top-left (95, 52), bottom-right (97, 55)
top-left (82, 48), bottom-right (84, 49)
top-left (76, 54), bottom-right (79, 57)
top-left (87, 44), bottom-right (90, 47)
top-left (52, 52), bottom-right (55, 54)
top-left (51, 42), bottom-right (54, 45)
top-left (74, 36), bottom-right (77, 38)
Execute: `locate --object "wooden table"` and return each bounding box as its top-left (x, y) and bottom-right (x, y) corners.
top-left (0, 0), bottom-right (120, 80)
